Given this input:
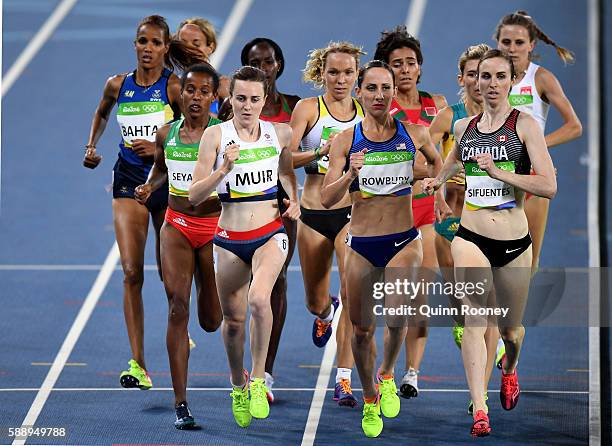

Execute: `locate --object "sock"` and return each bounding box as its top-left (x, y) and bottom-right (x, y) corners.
top-left (320, 303), bottom-right (335, 323)
top-left (364, 395), bottom-right (378, 404)
top-left (336, 367), bottom-right (352, 383)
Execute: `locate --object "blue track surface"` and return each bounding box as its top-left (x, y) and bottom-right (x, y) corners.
top-left (0, 0), bottom-right (602, 444)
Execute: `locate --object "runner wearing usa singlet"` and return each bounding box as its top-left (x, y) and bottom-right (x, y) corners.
top-left (424, 50), bottom-right (556, 437)
top-left (239, 38), bottom-right (301, 399)
top-left (290, 41), bottom-right (365, 408)
top-left (135, 63), bottom-right (223, 429)
top-left (83, 15), bottom-right (181, 391)
top-left (321, 61), bottom-right (442, 438)
top-left (495, 10), bottom-right (582, 274)
top-left (189, 66), bottom-right (300, 428)
top-left (374, 25), bottom-right (448, 399)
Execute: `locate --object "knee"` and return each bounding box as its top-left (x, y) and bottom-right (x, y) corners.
top-left (168, 298), bottom-right (189, 325)
top-left (223, 316), bottom-right (245, 337)
top-left (249, 293), bottom-right (271, 319)
top-left (353, 325), bottom-right (375, 346)
top-left (499, 326), bottom-right (524, 344)
top-left (122, 264), bottom-right (144, 287)
top-left (199, 313), bottom-right (222, 333)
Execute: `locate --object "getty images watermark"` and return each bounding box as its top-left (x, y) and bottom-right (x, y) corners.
top-left (371, 278), bottom-right (511, 319)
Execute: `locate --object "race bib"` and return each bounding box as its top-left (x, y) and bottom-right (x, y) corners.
top-left (359, 151), bottom-right (413, 198)
top-left (116, 102), bottom-right (166, 144)
top-left (317, 127), bottom-right (341, 174)
top-left (228, 146), bottom-right (279, 199)
top-left (465, 161), bottom-right (516, 210)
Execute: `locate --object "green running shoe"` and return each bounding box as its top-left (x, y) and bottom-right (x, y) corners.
top-left (249, 378), bottom-right (270, 419)
top-left (452, 323), bottom-right (464, 349)
top-left (468, 391), bottom-right (488, 416)
top-left (119, 359), bottom-right (152, 390)
top-left (362, 397), bottom-right (383, 438)
top-left (377, 374), bottom-right (400, 418)
top-left (230, 383), bottom-right (252, 428)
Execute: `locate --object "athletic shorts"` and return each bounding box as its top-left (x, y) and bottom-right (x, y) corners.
top-left (165, 208), bottom-right (219, 249)
top-left (412, 194), bottom-right (435, 228)
top-left (112, 156), bottom-right (168, 213)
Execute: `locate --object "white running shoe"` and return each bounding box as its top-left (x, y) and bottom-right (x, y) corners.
top-left (399, 367), bottom-right (419, 399)
top-left (265, 372), bottom-right (275, 403)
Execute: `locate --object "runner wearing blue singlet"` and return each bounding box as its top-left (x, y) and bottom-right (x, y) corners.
top-left (83, 15), bottom-right (181, 390)
top-left (321, 61), bottom-right (442, 438)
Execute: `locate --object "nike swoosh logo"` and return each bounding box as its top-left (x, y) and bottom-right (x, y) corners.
top-left (394, 239), bottom-right (410, 247)
top-left (347, 214), bottom-right (351, 219)
top-left (464, 138), bottom-right (478, 144)
top-left (505, 247), bottom-right (521, 254)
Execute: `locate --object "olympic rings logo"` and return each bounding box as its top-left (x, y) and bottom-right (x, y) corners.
top-left (510, 96), bottom-right (529, 105)
top-left (142, 104), bottom-right (159, 113)
top-left (391, 154), bottom-right (406, 162)
top-left (257, 149), bottom-right (272, 158)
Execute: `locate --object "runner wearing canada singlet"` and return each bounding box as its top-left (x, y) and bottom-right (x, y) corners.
top-left (239, 38), bottom-right (301, 401)
top-left (83, 15), bottom-right (181, 392)
top-left (424, 50), bottom-right (556, 437)
top-left (495, 10), bottom-right (582, 274)
top-left (374, 25), bottom-right (448, 400)
top-left (189, 66), bottom-right (300, 428)
top-left (135, 63), bottom-right (223, 429)
top-left (290, 41), bottom-right (365, 408)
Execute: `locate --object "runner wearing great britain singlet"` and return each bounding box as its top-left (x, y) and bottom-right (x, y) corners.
top-left (424, 50), bottom-right (556, 438)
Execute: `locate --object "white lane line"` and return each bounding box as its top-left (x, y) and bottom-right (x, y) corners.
top-left (11, 243), bottom-right (119, 446)
top-left (0, 264), bottom-right (338, 272)
top-left (0, 387), bottom-right (589, 394)
top-left (1, 0), bottom-right (79, 97)
top-left (587, 0), bottom-right (601, 445)
top-left (301, 296), bottom-right (342, 446)
top-left (209, 0), bottom-right (254, 70)
top-left (405, 0), bottom-right (427, 37)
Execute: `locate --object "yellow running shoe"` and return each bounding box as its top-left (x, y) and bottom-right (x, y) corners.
top-left (377, 373), bottom-right (400, 418)
top-left (230, 373), bottom-right (252, 428)
top-left (119, 359), bottom-right (152, 390)
top-left (362, 395), bottom-right (383, 438)
top-left (249, 378), bottom-right (270, 419)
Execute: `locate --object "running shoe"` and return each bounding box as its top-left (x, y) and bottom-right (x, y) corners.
top-left (312, 296), bottom-right (339, 348)
top-left (500, 368), bottom-right (520, 410)
top-left (264, 372), bottom-right (275, 403)
top-left (119, 359), bottom-right (152, 390)
top-left (467, 392), bottom-right (488, 416)
top-left (174, 401), bottom-right (195, 430)
top-left (452, 323), bottom-right (464, 349)
top-left (361, 395), bottom-right (383, 438)
top-left (333, 379), bottom-right (357, 407)
top-left (249, 378), bottom-right (270, 419)
top-left (399, 367), bottom-right (418, 399)
top-left (230, 371), bottom-right (251, 428)
top-left (377, 373), bottom-right (400, 418)
top-left (496, 339), bottom-right (506, 369)
top-left (471, 410), bottom-right (491, 437)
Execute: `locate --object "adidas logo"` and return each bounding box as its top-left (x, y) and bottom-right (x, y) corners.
top-left (448, 222), bottom-right (459, 232)
top-left (167, 137), bottom-right (176, 146)
top-left (172, 217), bottom-right (187, 227)
top-left (218, 230), bottom-right (229, 238)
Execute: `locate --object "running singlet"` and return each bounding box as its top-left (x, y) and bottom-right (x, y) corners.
top-left (442, 102), bottom-right (468, 184)
top-left (390, 90), bottom-right (438, 125)
top-left (301, 96), bottom-right (364, 175)
top-left (165, 116), bottom-right (222, 197)
top-left (509, 62), bottom-right (549, 132)
top-left (459, 109), bottom-right (531, 210)
top-left (260, 94), bottom-right (293, 123)
top-left (116, 68), bottom-right (174, 167)
top-left (215, 120), bottom-right (281, 202)
top-left (348, 119), bottom-right (416, 198)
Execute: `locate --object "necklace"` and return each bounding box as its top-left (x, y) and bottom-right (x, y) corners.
top-left (181, 120), bottom-right (207, 145)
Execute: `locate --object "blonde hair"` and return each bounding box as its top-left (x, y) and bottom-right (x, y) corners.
top-left (177, 17), bottom-right (217, 53)
top-left (302, 41), bottom-right (365, 89)
top-left (458, 44), bottom-right (491, 104)
top-left (495, 10), bottom-right (575, 64)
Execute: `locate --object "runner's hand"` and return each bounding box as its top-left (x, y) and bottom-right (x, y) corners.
top-left (222, 144), bottom-right (240, 173)
top-left (83, 146), bottom-right (102, 169)
top-left (434, 193), bottom-right (453, 224)
top-left (282, 199), bottom-right (301, 221)
top-left (473, 153), bottom-right (499, 178)
top-left (131, 139), bottom-right (156, 157)
top-left (349, 148), bottom-right (367, 178)
top-left (134, 184), bottom-right (152, 205)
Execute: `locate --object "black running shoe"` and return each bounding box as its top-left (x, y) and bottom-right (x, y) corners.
top-left (174, 401), bottom-right (196, 430)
